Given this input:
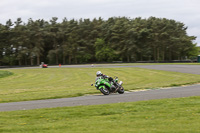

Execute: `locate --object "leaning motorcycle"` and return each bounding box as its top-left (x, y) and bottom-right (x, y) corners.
top-left (92, 76), bottom-right (124, 95)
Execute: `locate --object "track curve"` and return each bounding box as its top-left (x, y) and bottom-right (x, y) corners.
top-left (1, 64), bottom-right (200, 112)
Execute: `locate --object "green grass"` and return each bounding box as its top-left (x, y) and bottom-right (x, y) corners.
top-left (0, 71), bottom-right (13, 78)
top-left (0, 96), bottom-right (200, 133)
top-left (1, 67), bottom-right (200, 103)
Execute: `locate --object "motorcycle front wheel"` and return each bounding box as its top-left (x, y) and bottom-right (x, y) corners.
top-left (100, 87), bottom-right (110, 95)
top-left (117, 86), bottom-right (124, 94)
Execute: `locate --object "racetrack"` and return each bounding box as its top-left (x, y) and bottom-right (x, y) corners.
top-left (4, 64), bottom-right (200, 75)
top-left (1, 64), bottom-right (200, 112)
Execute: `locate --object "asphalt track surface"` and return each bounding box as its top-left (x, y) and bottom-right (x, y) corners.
top-left (1, 64), bottom-right (200, 112)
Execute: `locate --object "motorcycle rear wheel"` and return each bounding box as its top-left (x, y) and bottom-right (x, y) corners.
top-left (100, 87), bottom-right (110, 95)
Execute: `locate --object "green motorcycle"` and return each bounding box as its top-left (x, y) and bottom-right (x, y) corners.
top-left (92, 76), bottom-right (124, 95)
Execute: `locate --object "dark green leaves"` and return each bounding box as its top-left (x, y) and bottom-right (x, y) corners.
top-left (0, 17), bottom-right (197, 65)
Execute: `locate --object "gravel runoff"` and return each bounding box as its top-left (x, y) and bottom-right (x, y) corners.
top-left (0, 64), bottom-right (200, 112)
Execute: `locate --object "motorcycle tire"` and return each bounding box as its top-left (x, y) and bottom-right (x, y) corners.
top-left (117, 86), bottom-right (124, 94)
top-left (100, 87), bottom-right (110, 95)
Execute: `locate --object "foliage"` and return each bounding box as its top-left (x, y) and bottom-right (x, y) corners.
top-left (95, 38), bottom-right (116, 62)
top-left (0, 17), bottom-right (198, 65)
top-left (0, 96), bottom-right (200, 132)
top-left (1, 67), bottom-right (200, 103)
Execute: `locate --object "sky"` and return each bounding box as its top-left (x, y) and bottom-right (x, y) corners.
top-left (0, 0), bottom-right (200, 45)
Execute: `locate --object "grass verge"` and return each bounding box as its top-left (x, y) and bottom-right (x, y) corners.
top-left (0, 70), bottom-right (13, 78)
top-left (1, 67), bottom-right (200, 103)
top-left (0, 96), bottom-right (200, 133)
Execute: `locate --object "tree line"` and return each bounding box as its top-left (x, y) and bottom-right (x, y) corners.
top-left (0, 16), bottom-right (198, 66)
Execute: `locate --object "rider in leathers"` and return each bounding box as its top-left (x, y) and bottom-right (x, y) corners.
top-left (95, 71), bottom-right (115, 90)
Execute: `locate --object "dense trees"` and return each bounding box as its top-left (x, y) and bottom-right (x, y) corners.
top-left (0, 17), bottom-right (198, 65)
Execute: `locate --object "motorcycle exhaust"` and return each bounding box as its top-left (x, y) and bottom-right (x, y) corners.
top-left (119, 81), bottom-right (123, 85)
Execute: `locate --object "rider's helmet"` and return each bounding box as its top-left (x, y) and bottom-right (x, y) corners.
top-left (96, 71), bottom-right (102, 76)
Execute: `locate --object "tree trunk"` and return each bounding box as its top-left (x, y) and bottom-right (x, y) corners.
top-left (127, 55), bottom-right (130, 62)
top-left (31, 58), bottom-right (34, 66)
top-left (68, 55), bottom-right (71, 64)
top-left (162, 51), bottom-right (165, 61)
top-left (63, 55), bottom-right (66, 64)
top-left (169, 48), bottom-right (172, 61)
top-left (25, 56), bottom-right (28, 66)
top-left (157, 48), bottom-right (159, 61)
top-left (18, 60), bottom-right (22, 66)
top-left (161, 46), bottom-right (165, 61)
top-left (56, 53), bottom-right (58, 64)
top-left (154, 46), bottom-right (156, 62)
top-left (37, 56), bottom-right (40, 65)
top-left (74, 54), bottom-right (77, 64)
